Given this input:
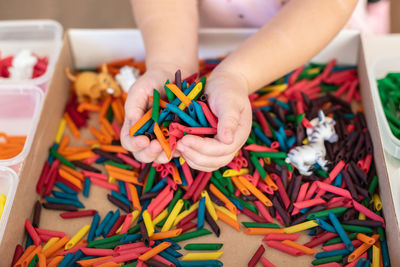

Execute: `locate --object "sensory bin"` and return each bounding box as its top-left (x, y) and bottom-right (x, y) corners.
top-left (9, 57), bottom-right (391, 267)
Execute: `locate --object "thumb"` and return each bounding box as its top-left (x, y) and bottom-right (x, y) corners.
top-left (215, 102), bottom-right (241, 145)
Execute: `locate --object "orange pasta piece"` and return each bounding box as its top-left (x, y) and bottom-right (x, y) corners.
top-left (60, 165), bottom-right (84, 181)
top-left (281, 240), bottom-right (318, 255)
top-left (77, 102), bottom-right (101, 112)
top-left (99, 145), bottom-right (128, 154)
top-left (13, 245), bottom-right (36, 267)
top-left (58, 136), bottom-right (70, 152)
top-left (154, 122), bottom-right (171, 160)
top-left (129, 108), bottom-right (153, 136)
top-left (58, 169), bottom-right (83, 190)
top-left (357, 233), bottom-right (376, 245)
top-left (138, 242), bottom-right (171, 261)
top-left (348, 234), bottom-right (379, 263)
top-left (171, 164), bottom-right (182, 185)
top-left (64, 113), bottom-right (81, 140)
top-left (127, 183), bottom-right (142, 211)
top-left (111, 99), bottom-right (124, 125)
top-left (77, 256), bottom-right (113, 267)
top-left (100, 118), bottom-right (118, 139)
top-left (99, 95), bottom-right (112, 122)
top-left (22, 246), bottom-right (42, 266)
top-left (264, 174), bottom-right (278, 191)
top-left (108, 170), bottom-right (142, 185)
top-left (243, 228), bottom-right (284, 235)
top-left (105, 165), bottom-right (137, 176)
top-left (231, 176), bottom-right (250, 196)
top-left (150, 229), bottom-right (182, 240)
top-left (100, 124), bottom-right (113, 142)
top-left (258, 89), bottom-right (284, 101)
top-left (47, 256), bottom-right (64, 267)
top-left (84, 140), bottom-right (100, 146)
top-left (96, 263), bottom-right (119, 267)
top-left (37, 253), bottom-right (46, 267)
top-left (209, 184), bottom-right (237, 214)
top-left (216, 210), bottom-right (241, 232)
top-left (238, 176), bottom-right (272, 206)
top-left (165, 84), bottom-right (191, 107)
top-left (90, 126), bottom-right (111, 144)
top-left (252, 99), bottom-right (271, 108)
top-left (65, 151), bottom-right (96, 162)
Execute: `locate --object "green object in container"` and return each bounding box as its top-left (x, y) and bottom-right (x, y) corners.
top-left (27, 254), bottom-right (39, 267)
top-left (242, 222), bottom-right (281, 229)
top-left (184, 243), bottom-right (223, 251)
top-left (312, 255), bottom-right (344, 266)
top-left (171, 228), bottom-right (212, 242)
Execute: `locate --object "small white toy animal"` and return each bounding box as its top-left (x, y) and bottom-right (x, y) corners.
top-left (286, 110), bottom-right (338, 176)
top-left (115, 66), bottom-right (140, 93)
top-left (9, 50), bottom-right (37, 80)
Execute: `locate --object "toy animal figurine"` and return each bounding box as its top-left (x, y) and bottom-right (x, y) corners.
top-left (66, 64), bottom-right (122, 103)
top-left (115, 65), bottom-right (140, 93)
top-left (286, 110), bottom-right (338, 176)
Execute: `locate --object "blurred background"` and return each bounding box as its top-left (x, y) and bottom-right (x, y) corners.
top-left (0, 0), bottom-right (396, 34)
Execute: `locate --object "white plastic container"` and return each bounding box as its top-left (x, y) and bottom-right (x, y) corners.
top-left (0, 166), bottom-right (18, 245)
top-left (0, 85), bottom-right (44, 168)
top-left (0, 20), bottom-right (63, 91)
top-left (369, 56), bottom-right (400, 158)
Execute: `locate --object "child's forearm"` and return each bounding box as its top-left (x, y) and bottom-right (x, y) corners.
top-left (213, 0), bottom-right (358, 94)
top-left (131, 0), bottom-right (199, 76)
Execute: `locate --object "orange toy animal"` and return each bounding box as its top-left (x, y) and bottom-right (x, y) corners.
top-left (66, 64), bottom-right (122, 103)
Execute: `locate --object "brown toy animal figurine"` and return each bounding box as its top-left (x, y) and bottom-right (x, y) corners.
top-left (66, 64), bottom-right (122, 103)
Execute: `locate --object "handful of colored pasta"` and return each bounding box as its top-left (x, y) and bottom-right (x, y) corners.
top-left (129, 70), bottom-right (218, 159)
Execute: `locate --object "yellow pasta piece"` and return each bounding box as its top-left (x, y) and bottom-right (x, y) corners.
top-left (65, 225), bottom-right (90, 250)
top-left (284, 220), bottom-right (318, 234)
top-left (162, 199), bottom-right (184, 232)
top-left (201, 190), bottom-right (218, 221)
top-left (181, 252), bottom-right (223, 261)
top-left (142, 210), bottom-right (155, 237)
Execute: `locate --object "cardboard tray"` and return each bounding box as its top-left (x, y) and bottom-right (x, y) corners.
top-left (1, 29), bottom-right (399, 266)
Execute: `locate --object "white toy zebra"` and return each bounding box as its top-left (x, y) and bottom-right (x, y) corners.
top-left (286, 110), bottom-right (338, 176)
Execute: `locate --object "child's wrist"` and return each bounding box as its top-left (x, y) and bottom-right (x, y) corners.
top-left (206, 68), bottom-right (250, 96)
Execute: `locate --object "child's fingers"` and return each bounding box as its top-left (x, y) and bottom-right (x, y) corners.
top-left (120, 120), bottom-right (150, 152)
top-left (124, 85), bottom-right (149, 124)
top-left (178, 135), bottom-right (237, 157)
top-left (154, 150), bottom-right (181, 164)
top-left (133, 140), bottom-right (163, 163)
top-left (180, 144), bottom-right (235, 171)
top-left (214, 100), bottom-right (241, 145)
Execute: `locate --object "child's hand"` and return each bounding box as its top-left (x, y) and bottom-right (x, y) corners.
top-left (121, 67), bottom-right (181, 164)
top-left (176, 71), bottom-right (252, 171)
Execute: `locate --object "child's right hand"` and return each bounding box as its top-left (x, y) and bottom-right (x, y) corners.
top-left (121, 66), bottom-right (181, 164)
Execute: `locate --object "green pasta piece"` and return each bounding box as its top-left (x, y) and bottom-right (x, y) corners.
top-left (251, 152), bottom-right (288, 159)
top-left (144, 166), bottom-right (157, 193)
top-left (321, 84), bottom-right (340, 92)
top-left (323, 232), bottom-right (357, 246)
top-left (128, 223), bottom-right (141, 234)
top-left (92, 240), bottom-right (122, 249)
top-left (315, 169), bottom-right (329, 178)
top-left (87, 233), bottom-right (127, 248)
top-left (312, 255), bottom-right (344, 265)
top-left (183, 199), bottom-right (191, 210)
top-left (250, 154), bottom-right (267, 179)
top-left (171, 228), bottom-right (212, 242)
top-left (164, 80), bottom-right (175, 103)
top-left (121, 262), bottom-right (137, 267)
top-left (152, 89), bottom-right (160, 123)
top-left (341, 224), bottom-right (374, 234)
top-left (107, 106), bottom-right (114, 123)
top-left (27, 254), bottom-right (39, 267)
top-left (50, 147), bottom-right (76, 169)
top-left (368, 176), bottom-right (379, 196)
top-left (168, 188), bottom-right (183, 213)
top-left (162, 120), bottom-right (171, 128)
top-left (241, 222), bottom-right (280, 229)
top-left (184, 243), bottom-right (223, 251)
top-left (104, 161), bottom-right (134, 170)
top-left (307, 207), bottom-right (347, 220)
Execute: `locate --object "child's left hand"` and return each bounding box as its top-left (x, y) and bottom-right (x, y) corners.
top-left (176, 70), bottom-right (252, 172)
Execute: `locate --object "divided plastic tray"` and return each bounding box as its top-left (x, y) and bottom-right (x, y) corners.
top-left (0, 166), bottom-right (18, 245)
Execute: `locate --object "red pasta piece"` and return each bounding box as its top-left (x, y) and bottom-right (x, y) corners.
top-left (60, 209), bottom-right (97, 219)
top-left (265, 241), bottom-right (303, 256)
top-left (248, 244), bottom-right (265, 267)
